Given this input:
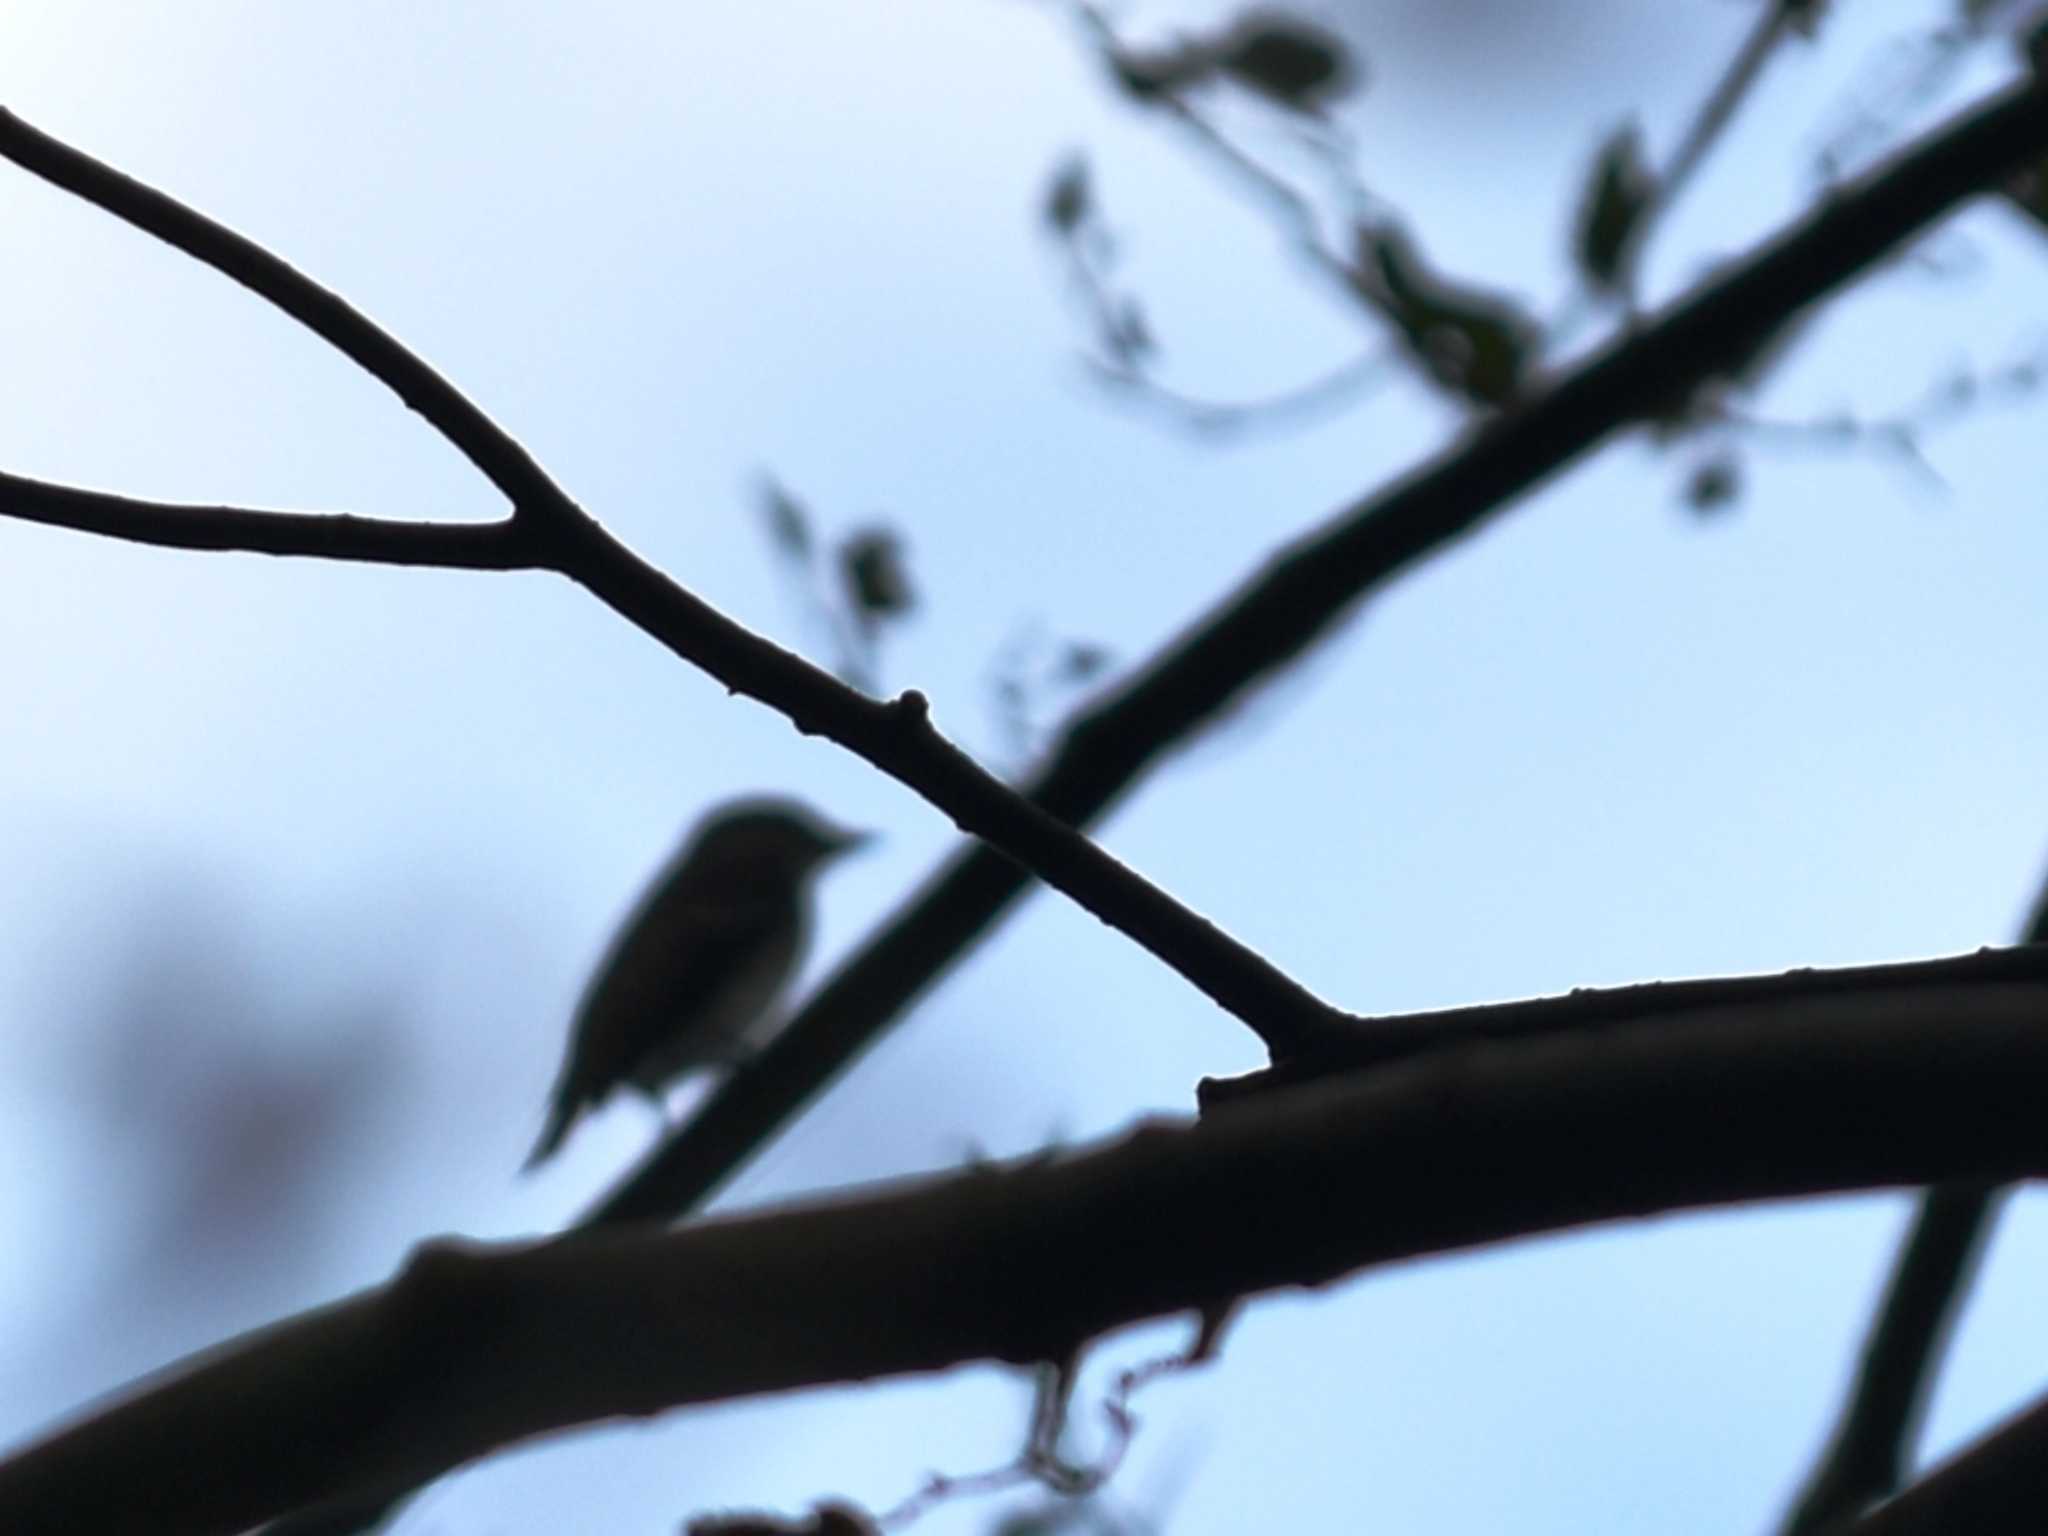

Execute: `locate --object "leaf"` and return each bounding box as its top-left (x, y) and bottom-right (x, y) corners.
top-left (1103, 40), bottom-right (1204, 103)
top-left (839, 527), bottom-right (915, 622)
top-left (1574, 119), bottom-right (1655, 294)
top-left (2003, 154), bottom-right (2048, 228)
top-left (1784, 0), bottom-right (1830, 39)
top-left (1044, 153), bottom-right (1092, 236)
top-left (1100, 11), bottom-right (1356, 113)
top-left (1351, 224), bottom-right (1541, 409)
top-left (1212, 11), bottom-right (1357, 113)
top-left (1107, 297), bottom-right (1154, 365)
top-left (755, 476), bottom-right (812, 564)
top-left (1058, 642), bottom-right (1112, 682)
top-left (1684, 453), bottom-right (1743, 515)
top-left (2022, 12), bottom-right (2048, 78)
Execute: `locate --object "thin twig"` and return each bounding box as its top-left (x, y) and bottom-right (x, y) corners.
top-left (1081, 346), bottom-right (1397, 438)
top-left (0, 471), bottom-right (535, 568)
top-left (1602, 0), bottom-right (1806, 307)
top-left (1662, 1), bottom-right (1806, 217)
top-left (1067, 2), bottom-right (1356, 290)
top-left (1779, 1184), bottom-right (2008, 1533)
top-left (1710, 338), bottom-right (2048, 489)
top-left (0, 108), bottom-right (568, 514)
top-left (1056, 0), bottom-right (1395, 431)
top-left (0, 105), bottom-right (1343, 1064)
top-left (1774, 869), bottom-right (2048, 1531)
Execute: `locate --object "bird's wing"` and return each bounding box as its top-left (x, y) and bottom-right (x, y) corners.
top-left (563, 881), bottom-right (801, 1101)
top-left (524, 886), bottom-right (799, 1171)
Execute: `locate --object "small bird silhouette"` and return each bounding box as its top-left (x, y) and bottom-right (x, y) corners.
top-left (524, 796), bottom-right (870, 1171)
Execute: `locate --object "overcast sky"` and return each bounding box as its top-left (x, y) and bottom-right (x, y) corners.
top-left (4, 4), bottom-right (2048, 1534)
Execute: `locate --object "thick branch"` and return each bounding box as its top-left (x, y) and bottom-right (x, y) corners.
top-left (15, 981), bottom-right (2048, 1536)
top-left (1197, 944), bottom-right (2048, 1106)
top-left (584, 75), bottom-right (2048, 1229)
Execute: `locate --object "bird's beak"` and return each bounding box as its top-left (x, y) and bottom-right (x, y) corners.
top-left (826, 827), bottom-right (876, 859)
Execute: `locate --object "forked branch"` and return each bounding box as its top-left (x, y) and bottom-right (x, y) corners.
top-left (0, 105), bottom-right (1341, 1062)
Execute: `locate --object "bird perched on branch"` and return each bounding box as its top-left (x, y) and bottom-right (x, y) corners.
top-left (524, 796), bottom-right (871, 1171)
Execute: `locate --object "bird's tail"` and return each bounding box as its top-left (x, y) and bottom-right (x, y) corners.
top-left (522, 1091), bottom-right (579, 1174)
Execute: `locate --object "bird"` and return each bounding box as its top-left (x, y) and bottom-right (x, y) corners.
top-left (523, 796), bottom-right (870, 1171)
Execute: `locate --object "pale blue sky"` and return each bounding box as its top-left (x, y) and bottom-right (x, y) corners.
top-left (3, 4), bottom-right (2047, 1533)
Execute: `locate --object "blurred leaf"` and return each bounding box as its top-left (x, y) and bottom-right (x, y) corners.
top-left (1684, 452), bottom-right (1743, 514)
top-left (1351, 223), bottom-right (1540, 408)
top-left (840, 527), bottom-right (915, 623)
top-left (2003, 155), bottom-right (2048, 227)
top-left (1785, 0), bottom-right (1831, 39)
top-left (1098, 10), bottom-right (1355, 114)
top-left (1574, 119), bottom-right (1655, 294)
top-left (1212, 11), bottom-right (1357, 113)
top-left (1108, 298), bottom-right (1155, 364)
top-left (2023, 12), bottom-right (2048, 76)
top-left (1058, 642), bottom-right (1112, 682)
top-left (757, 476), bottom-right (814, 565)
top-left (1103, 41), bottom-right (1202, 103)
top-left (1045, 153), bottom-right (1093, 236)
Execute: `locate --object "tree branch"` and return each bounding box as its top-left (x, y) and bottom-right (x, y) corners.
top-left (14, 978), bottom-right (2048, 1536)
top-left (1779, 1183), bottom-right (2008, 1534)
top-left (1842, 1389), bottom-right (2048, 1535)
top-left (570, 73), bottom-right (2048, 1229)
top-left (0, 470), bottom-right (536, 568)
top-left (0, 106), bottom-right (569, 513)
top-left (1591, 0), bottom-right (1806, 307)
top-left (1776, 883), bottom-right (2048, 1532)
top-left (0, 104), bottom-right (1341, 1062)
top-left (14, 77), bottom-right (2048, 1536)
top-left (1197, 945), bottom-right (2048, 1106)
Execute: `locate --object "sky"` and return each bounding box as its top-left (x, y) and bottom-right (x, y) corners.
top-left (3, 3), bottom-right (2048, 1533)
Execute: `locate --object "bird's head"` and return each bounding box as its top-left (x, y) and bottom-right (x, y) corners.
top-left (691, 797), bottom-right (873, 878)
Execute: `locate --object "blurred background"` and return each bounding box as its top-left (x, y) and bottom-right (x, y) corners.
top-left (3, 2), bottom-right (2048, 1531)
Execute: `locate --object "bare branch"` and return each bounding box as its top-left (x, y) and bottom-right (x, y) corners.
top-left (1842, 1390), bottom-right (2048, 1534)
top-left (15, 978), bottom-right (2048, 1536)
top-left (568, 73), bottom-right (2048, 1235)
top-left (13, 75), bottom-right (2048, 1536)
top-left (1776, 874), bottom-right (2048, 1531)
top-left (1081, 345), bottom-right (1398, 439)
top-left (1779, 1182), bottom-right (2008, 1534)
top-left (0, 106), bottom-right (1342, 1063)
top-left (0, 106), bottom-right (570, 515)
top-left (1659, 2), bottom-right (1808, 226)
top-left (1199, 944), bottom-right (2048, 1105)
top-left (0, 470), bottom-right (535, 568)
